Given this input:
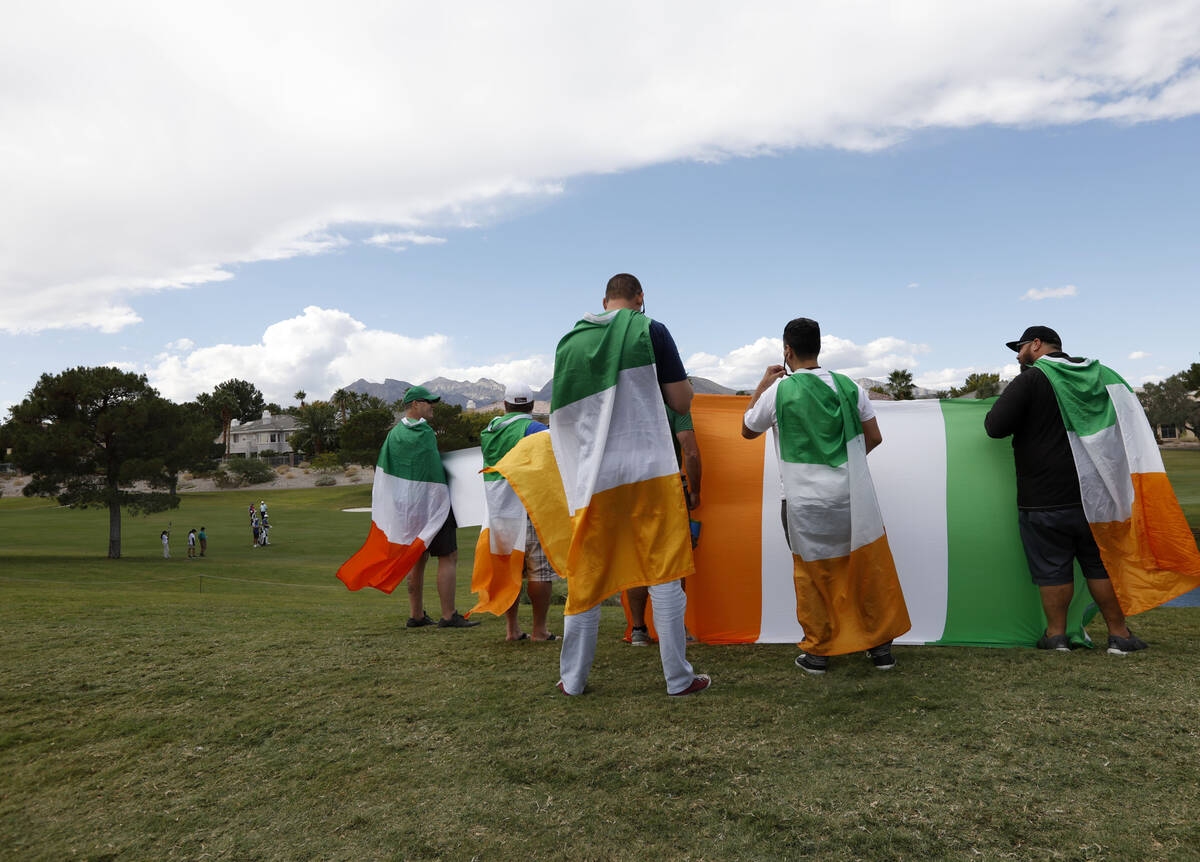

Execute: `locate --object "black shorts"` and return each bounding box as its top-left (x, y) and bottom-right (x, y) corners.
top-left (1017, 507), bottom-right (1108, 587)
top-left (426, 506), bottom-right (458, 557)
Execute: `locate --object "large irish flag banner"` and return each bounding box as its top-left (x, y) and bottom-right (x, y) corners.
top-left (337, 419), bottom-right (450, 594)
top-left (498, 309), bottom-right (693, 615)
top-left (1034, 356), bottom-right (1200, 614)
top-left (670, 393), bottom-right (1200, 646)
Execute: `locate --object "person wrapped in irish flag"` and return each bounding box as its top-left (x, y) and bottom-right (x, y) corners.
top-left (468, 382), bottom-right (560, 642)
top-left (742, 317), bottom-right (912, 674)
top-left (986, 326), bottom-right (1200, 654)
top-left (337, 385), bottom-right (478, 629)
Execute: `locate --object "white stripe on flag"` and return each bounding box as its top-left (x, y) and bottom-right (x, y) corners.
top-left (758, 426), bottom-right (805, 643)
top-left (869, 400), bottom-right (948, 645)
top-left (372, 469), bottom-right (450, 546)
top-left (551, 364), bottom-right (677, 514)
top-left (1109, 384), bottom-right (1163, 475)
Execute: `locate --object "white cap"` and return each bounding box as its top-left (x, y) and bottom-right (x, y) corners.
top-left (504, 382), bottom-right (534, 406)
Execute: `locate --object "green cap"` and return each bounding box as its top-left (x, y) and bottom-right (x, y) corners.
top-left (402, 385), bottom-right (441, 405)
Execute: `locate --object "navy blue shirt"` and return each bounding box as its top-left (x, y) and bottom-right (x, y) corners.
top-left (649, 319), bottom-right (687, 385)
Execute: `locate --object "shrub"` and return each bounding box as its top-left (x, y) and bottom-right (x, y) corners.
top-left (314, 474), bottom-right (337, 486)
top-left (212, 468), bottom-right (240, 489)
top-left (344, 465), bottom-right (360, 478)
top-left (226, 458), bottom-right (275, 486)
top-left (311, 453), bottom-right (342, 472)
top-left (274, 464), bottom-right (290, 475)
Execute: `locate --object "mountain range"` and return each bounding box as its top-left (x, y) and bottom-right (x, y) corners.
top-left (341, 375), bottom-right (736, 408)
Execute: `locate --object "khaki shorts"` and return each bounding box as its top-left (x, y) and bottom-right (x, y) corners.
top-left (524, 516), bottom-right (558, 582)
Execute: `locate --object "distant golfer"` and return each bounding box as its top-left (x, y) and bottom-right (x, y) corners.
top-left (161, 530), bottom-right (170, 559)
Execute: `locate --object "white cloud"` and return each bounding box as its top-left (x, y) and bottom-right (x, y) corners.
top-left (686, 335), bottom-right (931, 390)
top-left (1021, 284), bottom-right (1079, 301)
top-left (141, 306), bottom-right (552, 404)
top-left (1128, 350), bottom-right (1150, 359)
top-left (166, 338), bottom-right (195, 352)
top-left (906, 282), bottom-right (920, 289)
top-left (914, 363), bottom-right (1022, 392)
top-left (1139, 374), bottom-right (1166, 385)
top-left (364, 232), bottom-right (449, 251)
top-left (3, 3), bottom-right (1200, 333)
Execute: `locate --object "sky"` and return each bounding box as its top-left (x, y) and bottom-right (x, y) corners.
top-left (3, 1), bottom-right (1199, 413)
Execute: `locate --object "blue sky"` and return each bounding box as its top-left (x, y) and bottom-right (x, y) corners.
top-left (2, 3), bottom-right (1198, 411)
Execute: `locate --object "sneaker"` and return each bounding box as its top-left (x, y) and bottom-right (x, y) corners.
top-left (1107, 630), bottom-right (1148, 655)
top-left (630, 625), bottom-right (651, 646)
top-left (795, 654), bottom-right (828, 675)
top-left (1036, 632), bottom-right (1071, 652)
top-left (868, 650), bottom-right (897, 670)
top-left (406, 612), bottom-right (436, 628)
top-left (669, 674), bottom-right (712, 696)
top-left (437, 611), bottom-right (480, 628)
top-left (556, 680), bottom-right (574, 696)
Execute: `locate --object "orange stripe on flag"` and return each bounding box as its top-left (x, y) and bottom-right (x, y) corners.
top-left (337, 521), bottom-right (428, 594)
top-left (563, 473), bottom-right (694, 614)
top-left (1090, 471), bottom-right (1200, 615)
top-left (468, 528), bottom-right (526, 617)
top-left (792, 533), bottom-right (911, 656)
top-left (688, 393), bottom-right (766, 644)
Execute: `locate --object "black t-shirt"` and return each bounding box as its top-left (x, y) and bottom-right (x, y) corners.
top-left (984, 353), bottom-right (1084, 510)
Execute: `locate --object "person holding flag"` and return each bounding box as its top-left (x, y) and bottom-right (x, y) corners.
top-left (337, 385), bottom-right (478, 629)
top-left (742, 316), bottom-right (911, 674)
top-left (985, 326), bottom-right (1200, 653)
top-left (469, 382), bottom-right (559, 641)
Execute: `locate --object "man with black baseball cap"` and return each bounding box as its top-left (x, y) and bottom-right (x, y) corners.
top-left (984, 326), bottom-right (1146, 654)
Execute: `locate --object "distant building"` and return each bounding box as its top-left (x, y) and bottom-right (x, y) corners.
top-left (218, 411), bottom-right (301, 458)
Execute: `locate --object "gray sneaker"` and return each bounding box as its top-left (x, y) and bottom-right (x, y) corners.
top-left (1107, 630), bottom-right (1148, 655)
top-left (630, 625), bottom-right (651, 646)
top-left (795, 653), bottom-right (828, 675)
top-left (1036, 632), bottom-right (1070, 652)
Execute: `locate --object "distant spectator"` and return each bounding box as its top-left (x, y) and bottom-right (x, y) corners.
top-left (187, 529), bottom-right (197, 559)
top-left (198, 526), bottom-right (207, 557)
top-left (161, 530), bottom-right (170, 559)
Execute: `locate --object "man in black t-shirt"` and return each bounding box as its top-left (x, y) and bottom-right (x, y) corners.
top-left (985, 326), bottom-right (1146, 654)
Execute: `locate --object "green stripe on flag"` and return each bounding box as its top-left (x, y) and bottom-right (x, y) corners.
top-left (377, 421), bottom-right (447, 484)
top-left (774, 372), bottom-right (862, 466)
top-left (551, 309), bottom-right (655, 410)
top-left (1034, 358), bottom-right (1130, 438)
top-left (935, 398), bottom-right (1095, 647)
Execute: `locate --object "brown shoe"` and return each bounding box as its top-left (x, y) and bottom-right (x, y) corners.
top-left (669, 674), bottom-right (712, 696)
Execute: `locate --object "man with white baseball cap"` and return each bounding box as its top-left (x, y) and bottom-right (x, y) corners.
top-left (476, 382), bottom-right (559, 641)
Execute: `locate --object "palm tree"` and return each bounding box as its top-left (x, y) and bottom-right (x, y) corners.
top-left (331, 388), bottom-right (353, 424)
top-left (294, 389), bottom-right (307, 408)
top-left (886, 369), bottom-right (915, 401)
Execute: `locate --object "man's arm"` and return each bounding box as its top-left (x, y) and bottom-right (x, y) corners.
top-left (677, 429), bottom-right (702, 508)
top-left (984, 371), bottom-right (1030, 439)
top-left (661, 379), bottom-right (693, 416)
top-left (862, 417), bottom-right (882, 454)
top-left (742, 365), bottom-right (786, 439)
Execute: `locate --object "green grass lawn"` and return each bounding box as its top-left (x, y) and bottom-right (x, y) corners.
top-left (2, 457), bottom-right (1199, 861)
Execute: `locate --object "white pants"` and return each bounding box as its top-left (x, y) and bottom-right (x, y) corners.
top-left (559, 580), bottom-right (694, 695)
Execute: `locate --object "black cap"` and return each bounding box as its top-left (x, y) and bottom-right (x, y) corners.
top-left (1005, 325), bottom-right (1061, 352)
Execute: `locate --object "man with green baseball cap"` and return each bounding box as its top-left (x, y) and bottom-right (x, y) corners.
top-left (400, 384), bottom-right (477, 629)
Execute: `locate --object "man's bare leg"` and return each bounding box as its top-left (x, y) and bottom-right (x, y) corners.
top-left (528, 581), bottom-right (553, 640)
top-left (1084, 577), bottom-right (1132, 638)
top-left (505, 591), bottom-right (526, 641)
top-left (435, 550), bottom-right (459, 620)
top-left (1038, 583), bottom-right (1073, 637)
top-left (407, 552), bottom-right (430, 619)
top-left (628, 586), bottom-right (649, 628)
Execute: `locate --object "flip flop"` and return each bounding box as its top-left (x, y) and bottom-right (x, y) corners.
top-left (507, 633), bottom-right (530, 642)
top-left (534, 633), bottom-right (558, 642)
